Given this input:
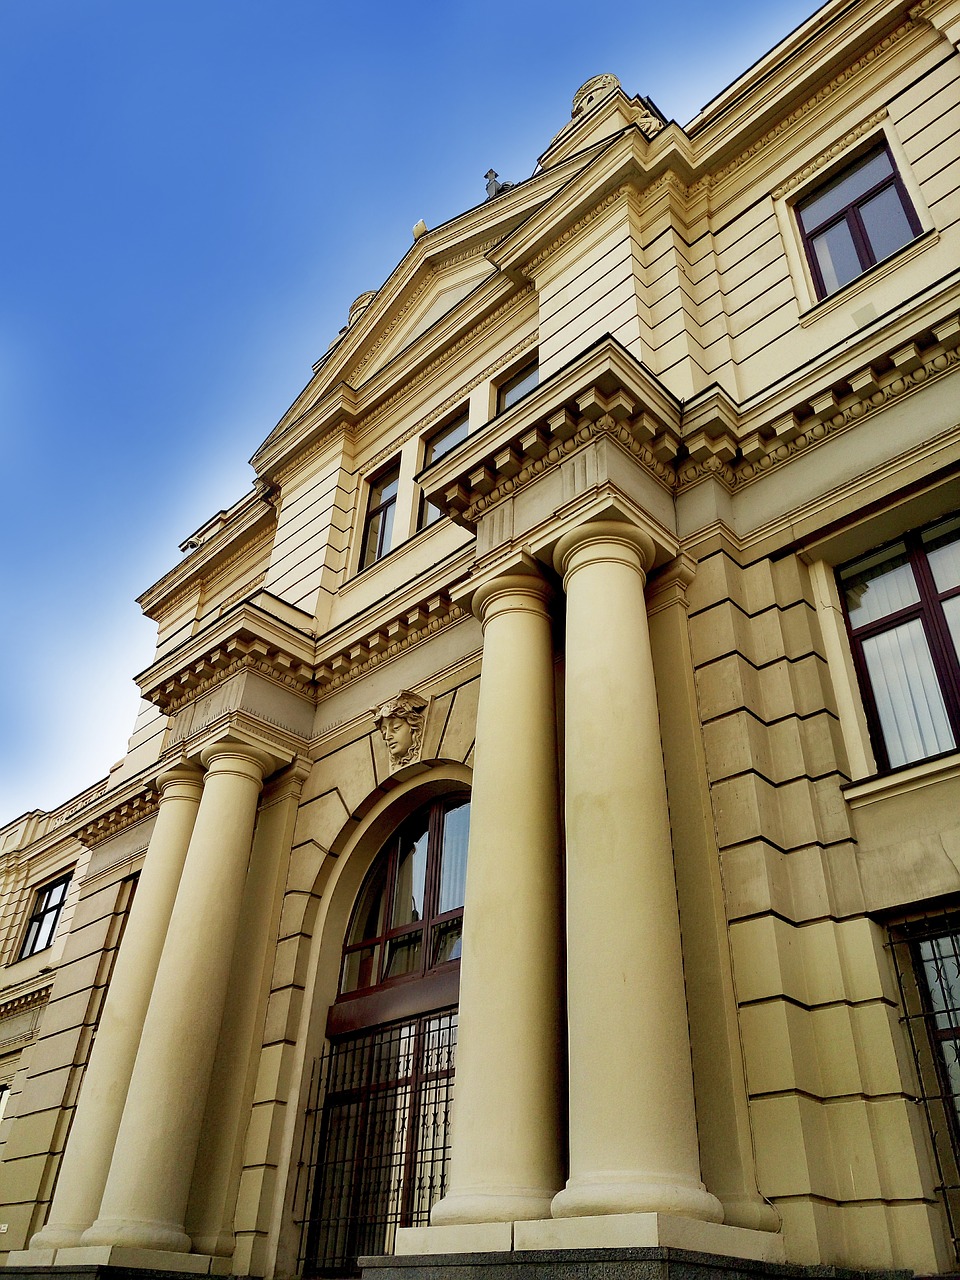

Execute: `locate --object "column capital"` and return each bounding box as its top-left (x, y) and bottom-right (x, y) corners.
top-left (156, 762), bottom-right (204, 800)
top-left (553, 520), bottom-right (655, 584)
top-left (199, 738), bottom-right (275, 782)
top-left (453, 551), bottom-right (553, 630)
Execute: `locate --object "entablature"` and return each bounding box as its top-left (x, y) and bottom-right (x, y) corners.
top-left (138, 483), bottom-right (278, 623)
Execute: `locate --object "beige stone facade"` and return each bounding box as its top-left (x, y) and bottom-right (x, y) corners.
top-left (2, 0), bottom-right (960, 1275)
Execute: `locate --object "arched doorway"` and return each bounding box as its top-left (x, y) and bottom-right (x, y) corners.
top-left (302, 791), bottom-right (470, 1276)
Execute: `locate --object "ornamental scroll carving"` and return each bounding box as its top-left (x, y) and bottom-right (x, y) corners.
top-left (370, 689), bottom-right (429, 769)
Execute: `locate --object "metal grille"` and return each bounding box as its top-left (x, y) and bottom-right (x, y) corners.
top-left (890, 914), bottom-right (960, 1261)
top-left (296, 1008), bottom-right (457, 1277)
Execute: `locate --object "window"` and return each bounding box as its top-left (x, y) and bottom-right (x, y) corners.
top-left (496, 357), bottom-right (538, 412)
top-left (18, 874), bottom-right (71, 961)
top-left (890, 913), bottom-right (960, 1259)
top-left (796, 143), bottom-right (922, 299)
top-left (301, 1009), bottom-right (457, 1276)
top-left (339, 795), bottom-right (470, 997)
top-left (359, 461), bottom-right (400, 569)
top-left (839, 515), bottom-right (960, 771)
top-left (417, 413), bottom-right (468, 530)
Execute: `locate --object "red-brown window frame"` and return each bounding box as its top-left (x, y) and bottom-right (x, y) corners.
top-left (796, 141), bottom-right (923, 300)
top-left (839, 520), bottom-right (960, 774)
top-left (337, 794), bottom-right (470, 1005)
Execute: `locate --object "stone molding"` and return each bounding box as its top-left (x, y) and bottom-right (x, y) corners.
top-left (0, 981), bottom-right (54, 1022)
top-left (361, 329), bottom-right (539, 476)
top-left (145, 633), bottom-right (316, 715)
top-left (700, 16), bottom-right (919, 191)
top-left (524, 186), bottom-right (629, 275)
top-left (78, 790), bottom-right (160, 850)
top-left (346, 236), bottom-right (501, 382)
top-left (423, 315), bottom-right (960, 520)
top-left (772, 109), bottom-right (889, 199)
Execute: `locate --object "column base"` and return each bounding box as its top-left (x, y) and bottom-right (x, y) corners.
top-left (551, 1177), bottom-right (723, 1223)
top-left (81, 1218), bottom-right (191, 1253)
top-left (394, 1214), bottom-right (782, 1263)
top-left (430, 1189), bottom-right (555, 1225)
top-left (4, 1245), bottom-right (232, 1274)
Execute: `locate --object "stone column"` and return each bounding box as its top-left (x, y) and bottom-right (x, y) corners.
top-left (31, 765), bottom-right (204, 1250)
top-left (430, 570), bottom-right (563, 1226)
top-left (83, 740), bottom-right (273, 1253)
top-left (550, 521), bottom-right (722, 1223)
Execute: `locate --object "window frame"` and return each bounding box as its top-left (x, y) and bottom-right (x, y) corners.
top-left (838, 517), bottom-right (960, 774)
top-left (416, 411), bottom-right (469, 531)
top-left (795, 140), bottom-right (923, 301)
top-left (359, 460), bottom-right (401, 571)
top-left (337, 794), bottom-right (470, 1005)
top-left (496, 357), bottom-right (539, 414)
top-left (17, 873), bottom-right (71, 962)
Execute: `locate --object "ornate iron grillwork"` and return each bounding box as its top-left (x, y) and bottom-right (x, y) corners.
top-left (890, 913), bottom-right (960, 1261)
top-left (296, 1008), bottom-right (457, 1277)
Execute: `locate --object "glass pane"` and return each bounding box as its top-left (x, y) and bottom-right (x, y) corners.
top-left (392, 823), bottom-right (428, 926)
top-left (862, 619), bottom-right (955, 766)
top-left (425, 415), bottom-right (468, 465)
top-left (841, 543), bottom-right (918, 626)
top-left (859, 184), bottom-right (916, 263)
top-left (924, 517), bottom-right (960, 593)
top-left (437, 800), bottom-right (470, 915)
top-left (384, 933), bottom-right (421, 979)
top-left (499, 361), bottom-right (539, 411)
top-left (362, 508), bottom-right (385, 568)
top-left (432, 919), bottom-right (463, 965)
top-left (371, 467), bottom-right (400, 506)
top-left (943, 596), bottom-right (960, 666)
top-left (812, 221), bottom-right (864, 295)
top-left (347, 861), bottom-right (387, 946)
top-left (46, 880), bottom-right (68, 908)
top-left (341, 943), bottom-right (380, 994)
top-left (798, 148), bottom-right (893, 230)
top-left (920, 936), bottom-right (960, 1031)
top-left (419, 499), bottom-right (443, 529)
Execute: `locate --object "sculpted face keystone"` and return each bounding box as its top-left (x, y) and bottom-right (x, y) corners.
top-left (370, 690), bottom-right (428, 769)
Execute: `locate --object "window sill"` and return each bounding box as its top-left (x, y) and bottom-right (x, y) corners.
top-left (798, 228), bottom-right (938, 327)
top-left (843, 749), bottom-right (960, 810)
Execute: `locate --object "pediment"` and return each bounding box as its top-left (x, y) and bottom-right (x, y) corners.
top-left (348, 253), bottom-right (498, 384)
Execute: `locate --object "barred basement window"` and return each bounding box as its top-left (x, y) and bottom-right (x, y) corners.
top-left (298, 1009), bottom-right (457, 1277)
top-left (17, 874), bottom-right (71, 961)
top-left (796, 143), bottom-right (922, 299)
top-left (838, 515), bottom-right (960, 772)
top-left (890, 914), bottom-right (960, 1260)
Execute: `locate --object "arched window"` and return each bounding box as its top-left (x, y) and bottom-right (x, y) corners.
top-left (301, 792), bottom-right (469, 1277)
top-left (339, 794), bottom-right (470, 999)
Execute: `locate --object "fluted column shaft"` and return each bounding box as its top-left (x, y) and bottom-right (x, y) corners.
top-left (83, 742), bottom-right (271, 1253)
top-left (31, 766), bottom-right (203, 1250)
top-left (551, 522), bottom-right (721, 1223)
top-left (431, 572), bottom-right (563, 1225)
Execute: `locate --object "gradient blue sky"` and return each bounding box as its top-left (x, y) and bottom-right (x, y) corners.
top-left (1, 0), bottom-right (817, 825)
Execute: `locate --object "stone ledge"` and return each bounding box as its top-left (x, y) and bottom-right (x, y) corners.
top-left (361, 1247), bottom-right (911, 1280)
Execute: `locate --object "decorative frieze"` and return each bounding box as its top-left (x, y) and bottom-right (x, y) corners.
top-left (78, 791), bottom-right (160, 850)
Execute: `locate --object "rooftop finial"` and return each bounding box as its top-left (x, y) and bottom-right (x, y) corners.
top-left (571, 74), bottom-right (620, 118)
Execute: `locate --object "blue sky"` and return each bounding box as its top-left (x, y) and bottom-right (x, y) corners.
top-left (0, 0), bottom-right (817, 825)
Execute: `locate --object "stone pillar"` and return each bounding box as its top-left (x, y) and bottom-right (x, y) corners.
top-left (83, 740), bottom-right (273, 1254)
top-left (30, 765), bottom-right (204, 1250)
top-left (430, 569), bottom-right (563, 1226)
top-left (550, 521), bottom-right (722, 1223)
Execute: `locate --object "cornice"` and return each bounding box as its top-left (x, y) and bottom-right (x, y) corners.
top-left (315, 589), bottom-right (470, 694)
top-left (78, 791), bottom-right (160, 850)
top-left (421, 311), bottom-right (960, 516)
top-left (699, 16), bottom-right (918, 192)
top-left (523, 185), bottom-right (630, 275)
top-left (0, 981), bottom-right (53, 1022)
top-left (771, 109), bottom-right (889, 198)
top-left (138, 497), bottom-right (276, 621)
top-left (360, 329), bottom-right (538, 477)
